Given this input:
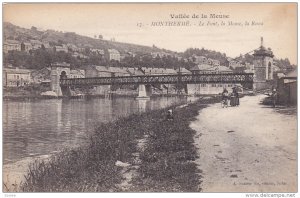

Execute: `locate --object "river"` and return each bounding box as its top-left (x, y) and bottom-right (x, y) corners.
top-left (3, 96), bottom-right (189, 165)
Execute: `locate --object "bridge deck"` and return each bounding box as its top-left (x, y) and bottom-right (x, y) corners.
top-left (60, 73), bottom-right (254, 86)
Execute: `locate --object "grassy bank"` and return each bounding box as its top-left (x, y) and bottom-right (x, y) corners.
top-left (20, 96), bottom-right (220, 192)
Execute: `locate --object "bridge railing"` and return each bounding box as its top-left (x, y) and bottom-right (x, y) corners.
top-left (60, 73), bottom-right (254, 86)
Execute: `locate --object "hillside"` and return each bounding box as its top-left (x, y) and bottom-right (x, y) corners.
top-left (3, 22), bottom-right (296, 73)
top-left (3, 22), bottom-right (159, 54)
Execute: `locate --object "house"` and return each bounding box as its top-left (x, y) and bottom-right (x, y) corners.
top-left (70, 69), bottom-right (85, 78)
top-left (193, 56), bottom-right (207, 64)
top-left (187, 65), bottom-right (238, 95)
top-left (212, 65), bottom-right (233, 74)
top-left (3, 40), bottom-right (21, 53)
top-left (107, 49), bottom-right (121, 62)
top-left (176, 68), bottom-right (192, 75)
top-left (276, 69), bottom-right (297, 105)
top-left (211, 59), bottom-right (220, 66)
top-left (109, 67), bottom-right (131, 77)
top-left (139, 67), bottom-right (178, 94)
top-left (140, 67), bottom-right (177, 76)
top-left (30, 40), bottom-right (43, 50)
top-left (67, 43), bottom-right (79, 52)
top-left (126, 67), bottom-right (144, 76)
top-left (21, 42), bottom-right (33, 52)
top-left (42, 42), bottom-right (51, 49)
top-left (72, 52), bottom-right (89, 59)
top-left (3, 67), bottom-right (33, 87)
top-left (189, 64), bottom-right (215, 74)
top-left (229, 60), bottom-right (242, 68)
top-left (85, 65), bottom-right (129, 78)
top-left (55, 45), bottom-right (68, 53)
top-left (85, 65), bottom-right (128, 95)
top-left (90, 48), bottom-right (105, 55)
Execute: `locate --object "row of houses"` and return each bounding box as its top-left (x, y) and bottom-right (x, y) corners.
top-left (3, 61), bottom-right (240, 96)
top-left (3, 62), bottom-right (234, 87)
top-left (191, 55), bottom-right (221, 66)
top-left (3, 39), bottom-right (125, 62)
top-left (3, 66), bottom-right (85, 87)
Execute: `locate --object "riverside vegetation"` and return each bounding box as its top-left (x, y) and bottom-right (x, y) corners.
top-left (19, 96), bottom-right (219, 192)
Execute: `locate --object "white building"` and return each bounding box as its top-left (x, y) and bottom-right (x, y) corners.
top-left (140, 67), bottom-right (177, 75)
top-left (107, 49), bottom-right (121, 61)
top-left (55, 45), bottom-right (68, 53)
top-left (3, 67), bottom-right (33, 87)
top-left (187, 65), bottom-right (240, 95)
top-left (30, 40), bottom-right (43, 50)
top-left (3, 40), bottom-right (21, 53)
top-left (70, 69), bottom-right (85, 78)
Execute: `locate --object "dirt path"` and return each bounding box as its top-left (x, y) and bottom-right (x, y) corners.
top-left (190, 95), bottom-right (297, 192)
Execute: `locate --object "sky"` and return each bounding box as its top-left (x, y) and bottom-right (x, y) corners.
top-left (3, 3), bottom-right (297, 64)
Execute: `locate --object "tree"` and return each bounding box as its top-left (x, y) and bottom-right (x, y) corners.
top-left (31, 26), bottom-right (37, 31)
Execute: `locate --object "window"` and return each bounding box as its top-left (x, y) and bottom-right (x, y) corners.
top-left (218, 84), bottom-right (223, 87)
top-left (212, 84), bottom-right (216, 87)
top-left (201, 84), bottom-right (206, 87)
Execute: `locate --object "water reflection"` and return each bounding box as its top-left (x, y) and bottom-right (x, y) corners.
top-left (3, 97), bottom-right (187, 164)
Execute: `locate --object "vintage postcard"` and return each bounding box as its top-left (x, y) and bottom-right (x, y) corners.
top-left (2, 2), bottom-right (297, 195)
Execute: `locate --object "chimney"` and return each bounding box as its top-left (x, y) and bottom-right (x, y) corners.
top-left (261, 37), bottom-right (264, 47)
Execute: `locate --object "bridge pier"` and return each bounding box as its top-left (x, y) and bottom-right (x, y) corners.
top-left (136, 84), bottom-right (152, 99)
top-left (51, 62), bottom-right (71, 97)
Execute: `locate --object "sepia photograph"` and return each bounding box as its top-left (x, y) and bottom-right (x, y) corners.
top-left (1, 2), bottom-right (297, 195)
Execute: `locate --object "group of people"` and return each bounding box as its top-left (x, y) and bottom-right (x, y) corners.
top-left (221, 87), bottom-right (240, 108)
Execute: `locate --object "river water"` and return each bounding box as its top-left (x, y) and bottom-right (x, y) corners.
top-left (3, 97), bottom-right (188, 165)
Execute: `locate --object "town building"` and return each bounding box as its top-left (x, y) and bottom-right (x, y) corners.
top-left (3, 40), bottom-right (21, 53)
top-left (72, 52), bottom-right (89, 59)
top-left (211, 59), bottom-right (221, 66)
top-left (70, 69), bottom-right (85, 78)
top-left (107, 49), bottom-right (121, 62)
top-left (85, 65), bottom-right (129, 78)
top-left (140, 67), bottom-right (177, 75)
top-left (21, 42), bottom-right (33, 52)
top-left (66, 43), bottom-right (79, 52)
top-left (126, 67), bottom-right (144, 76)
top-left (3, 67), bottom-right (32, 87)
top-left (193, 56), bottom-right (207, 64)
top-left (176, 68), bottom-right (192, 75)
top-left (187, 64), bottom-right (238, 95)
top-left (229, 60), bottom-right (243, 68)
top-left (54, 45), bottom-right (68, 53)
top-left (151, 52), bottom-right (170, 58)
top-left (42, 42), bottom-right (51, 49)
top-left (85, 65), bottom-right (128, 95)
top-left (90, 48), bottom-right (105, 55)
top-left (30, 40), bottom-right (43, 50)
top-left (276, 69), bottom-right (297, 105)
top-left (253, 37), bottom-right (274, 90)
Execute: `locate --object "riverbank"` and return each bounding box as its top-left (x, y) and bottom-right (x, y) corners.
top-left (6, 96), bottom-right (219, 192)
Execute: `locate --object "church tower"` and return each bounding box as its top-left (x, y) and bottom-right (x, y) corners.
top-left (253, 37), bottom-right (274, 90)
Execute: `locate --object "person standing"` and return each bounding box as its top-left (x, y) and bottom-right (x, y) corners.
top-left (271, 88), bottom-right (278, 108)
top-left (233, 87), bottom-right (240, 106)
top-left (221, 88), bottom-right (229, 107)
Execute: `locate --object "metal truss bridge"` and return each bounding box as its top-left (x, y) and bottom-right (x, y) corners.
top-left (60, 73), bottom-right (254, 87)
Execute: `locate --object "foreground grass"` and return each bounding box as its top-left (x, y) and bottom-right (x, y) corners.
top-left (20, 96), bottom-right (219, 192)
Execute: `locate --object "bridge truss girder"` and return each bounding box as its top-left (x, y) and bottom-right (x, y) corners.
top-left (60, 73), bottom-right (254, 87)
